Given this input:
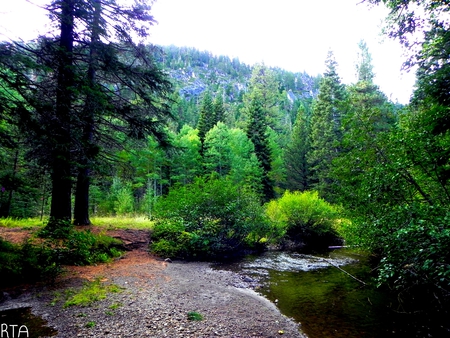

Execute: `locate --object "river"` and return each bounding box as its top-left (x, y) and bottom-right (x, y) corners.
top-left (216, 249), bottom-right (448, 338)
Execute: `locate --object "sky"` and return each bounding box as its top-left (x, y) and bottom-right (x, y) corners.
top-left (0, 0), bottom-right (417, 103)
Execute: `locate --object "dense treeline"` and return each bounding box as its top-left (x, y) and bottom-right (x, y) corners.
top-left (0, 0), bottom-right (449, 314)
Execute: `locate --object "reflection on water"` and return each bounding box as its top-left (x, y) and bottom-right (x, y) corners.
top-left (217, 249), bottom-right (449, 338)
top-left (0, 307), bottom-right (57, 338)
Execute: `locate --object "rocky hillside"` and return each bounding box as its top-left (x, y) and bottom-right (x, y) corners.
top-left (158, 45), bottom-right (320, 103)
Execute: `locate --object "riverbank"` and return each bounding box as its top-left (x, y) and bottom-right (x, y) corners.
top-left (0, 249), bottom-right (306, 337)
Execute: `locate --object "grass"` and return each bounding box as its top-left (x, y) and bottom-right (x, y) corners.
top-left (85, 321), bottom-right (96, 328)
top-left (187, 311), bottom-right (204, 321)
top-left (0, 217), bottom-right (47, 228)
top-left (63, 278), bottom-right (124, 308)
top-left (90, 216), bottom-right (154, 230)
top-left (0, 216), bottom-right (154, 230)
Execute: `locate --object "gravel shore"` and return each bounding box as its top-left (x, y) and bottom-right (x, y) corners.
top-left (0, 252), bottom-right (307, 338)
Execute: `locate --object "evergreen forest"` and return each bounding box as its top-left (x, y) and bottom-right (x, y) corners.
top-left (0, 0), bottom-right (449, 316)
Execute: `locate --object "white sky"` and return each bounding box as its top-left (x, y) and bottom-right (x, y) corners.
top-left (0, 0), bottom-right (417, 103)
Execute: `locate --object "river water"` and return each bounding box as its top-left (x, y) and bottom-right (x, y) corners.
top-left (216, 249), bottom-right (448, 338)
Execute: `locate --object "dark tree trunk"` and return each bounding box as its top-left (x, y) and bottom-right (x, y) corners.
top-left (49, 0), bottom-right (75, 226)
top-left (3, 149), bottom-right (19, 218)
top-left (73, 0), bottom-right (101, 226)
top-left (74, 166), bottom-right (91, 225)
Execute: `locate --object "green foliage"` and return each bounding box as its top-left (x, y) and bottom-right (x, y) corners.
top-left (203, 123), bottom-right (263, 189)
top-left (85, 321), bottom-right (96, 328)
top-left (38, 219), bottom-right (123, 266)
top-left (90, 216), bottom-right (153, 230)
top-left (187, 311), bottom-right (203, 321)
top-left (40, 218), bottom-right (74, 239)
top-left (376, 205), bottom-right (450, 291)
top-left (63, 278), bottom-right (123, 308)
top-left (150, 176), bottom-right (270, 259)
top-left (0, 238), bottom-right (60, 287)
top-left (307, 51), bottom-right (347, 198)
top-left (284, 105), bottom-right (311, 191)
top-left (266, 191), bottom-right (342, 250)
top-left (171, 125), bottom-right (202, 185)
top-left (0, 217), bottom-right (46, 228)
top-left (197, 91), bottom-right (215, 153)
top-left (60, 230), bottom-right (123, 266)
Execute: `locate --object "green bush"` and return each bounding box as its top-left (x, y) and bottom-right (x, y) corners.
top-left (60, 230), bottom-right (123, 265)
top-left (150, 176), bottom-right (270, 259)
top-left (266, 190), bottom-right (342, 250)
top-left (0, 238), bottom-right (60, 287)
top-left (366, 204), bottom-right (450, 309)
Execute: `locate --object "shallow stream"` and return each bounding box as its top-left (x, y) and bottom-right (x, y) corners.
top-left (217, 249), bottom-right (448, 338)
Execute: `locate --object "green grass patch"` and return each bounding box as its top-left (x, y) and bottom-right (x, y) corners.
top-left (108, 302), bottom-right (122, 310)
top-left (0, 217), bottom-right (46, 228)
top-left (89, 216), bottom-right (154, 230)
top-left (187, 311), bottom-right (203, 321)
top-left (85, 321), bottom-right (96, 328)
top-left (63, 278), bottom-right (124, 308)
top-left (0, 216), bottom-right (154, 230)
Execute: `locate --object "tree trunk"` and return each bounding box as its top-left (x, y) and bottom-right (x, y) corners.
top-left (74, 166), bottom-right (91, 225)
top-left (49, 0), bottom-right (75, 226)
top-left (73, 0), bottom-right (101, 226)
top-left (3, 150), bottom-right (19, 218)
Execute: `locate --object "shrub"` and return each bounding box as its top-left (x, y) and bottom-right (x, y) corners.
top-left (368, 204), bottom-right (450, 310)
top-left (0, 238), bottom-right (60, 287)
top-left (150, 176), bottom-right (270, 259)
top-left (266, 190), bottom-right (342, 250)
top-left (60, 230), bottom-right (123, 265)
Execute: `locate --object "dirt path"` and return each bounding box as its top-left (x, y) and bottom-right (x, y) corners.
top-left (0, 227), bottom-right (307, 337)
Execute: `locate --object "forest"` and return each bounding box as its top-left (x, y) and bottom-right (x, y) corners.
top-left (0, 0), bottom-right (449, 315)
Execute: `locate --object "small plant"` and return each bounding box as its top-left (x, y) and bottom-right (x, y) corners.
top-left (85, 321), bottom-right (96, 328)
top-left (187, 311), bottom-right (203, 321)
top-left (63, 278), bottom-right (123, 308)
top-left (108, 302), bottom-right (122, 310)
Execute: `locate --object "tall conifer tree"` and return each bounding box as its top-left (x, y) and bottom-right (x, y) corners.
top-left (284, 104), bottom-right (311, 191)
top-left (197, 91), bottom-right (215, 156)
top-left (307, 51), bottom-right (346, 198)
top-left (245, 89), bottom-right (274, 202)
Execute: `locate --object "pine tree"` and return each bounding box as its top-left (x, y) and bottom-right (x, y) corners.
top-left (69, 0), bottom-right (173, 225)
top-left (49, 0), bottom-right (76, 226)
top-left (307, 51), bottom-right (346, 198)
top-left (244, 64), bottom-right (280, 131)
top-left (197, 91), bottom-right (215, 156)
top-left (284, 104), bottom-right (311, 191)
top-left (355, 40), bottom-right (375, 83)
top-left (213, 92), bottom-right (225, 124)
top-left (246, 90), bottom-right (274, 202)
top-left (0, 0), bottom-right (173, 229)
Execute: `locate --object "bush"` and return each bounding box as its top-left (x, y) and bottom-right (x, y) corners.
top-left (368, 204), bottom-right (450, 310)
top-left (60, 230), bottom-right (123, 265)
top-left (0, 238), bottom-right (60, 287)
top-left (266, 190), bottom-right (342, 251)
top-left (150, 176), bottom-right (270, 259)
top-left (0, 224), bottom-right (123, 287)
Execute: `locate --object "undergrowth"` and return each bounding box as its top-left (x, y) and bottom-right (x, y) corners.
top-left (62, 278), bottom-right (124, 308)
top-left (0, 221), bottom-right (124, 287)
